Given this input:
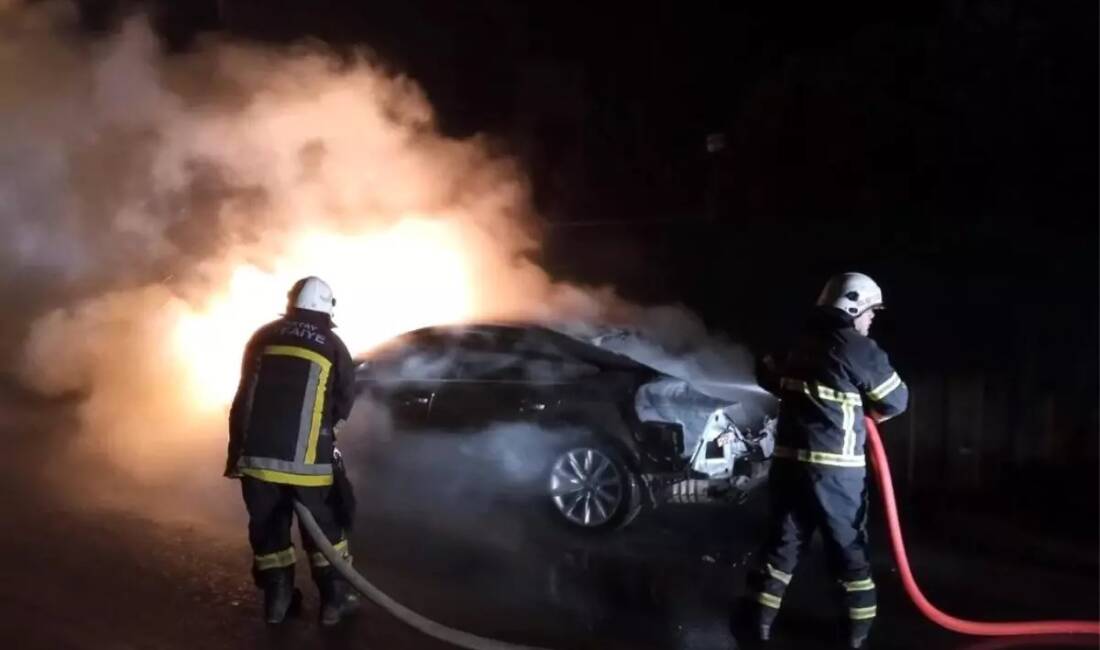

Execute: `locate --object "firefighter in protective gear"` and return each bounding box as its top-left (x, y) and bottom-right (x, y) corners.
top-left (226, 276), bottom-right (361, 626)
top-left (748, 272), bottom-right (908, 648)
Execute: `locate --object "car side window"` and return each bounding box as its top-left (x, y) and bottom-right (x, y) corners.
top-left (363, 331), bottom-right (464, 381)
top-left (522, 353), bottom-right (599, 382)
top-left (447, 328), bottom-right (601, 382)
top-left (444, 329), bottom-right (515, 381)
top-left (453, 350), bottom-right (526, 381)
top-left (453, 349), bottom-right (598, 383)
top-left (514, 332), bottom-right (600, 381)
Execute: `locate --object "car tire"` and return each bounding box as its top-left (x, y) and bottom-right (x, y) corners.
top-left (547, 445), bottom-right (639, 532)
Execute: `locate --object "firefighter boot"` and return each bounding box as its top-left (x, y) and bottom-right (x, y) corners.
top-left (847, 621), bottom-right (872, 649)
top-left (754, 603), bottom-right (777, 642)
top-left (262, 567), bottom-right (298, 624)
top-left (317, 569), bottom-right (361, 626)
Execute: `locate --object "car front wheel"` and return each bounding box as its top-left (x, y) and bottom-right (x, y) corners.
top-left (548, 446), bottom-right (637, 530)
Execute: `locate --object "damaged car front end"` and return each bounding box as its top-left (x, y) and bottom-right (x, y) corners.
top-left (355, 323), bottom-right (776, 533)
top-left (633, 376), bottom-right (776, 509)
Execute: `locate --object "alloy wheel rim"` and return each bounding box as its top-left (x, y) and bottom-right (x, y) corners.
top-left (549, 448), bottom-right (624, 527)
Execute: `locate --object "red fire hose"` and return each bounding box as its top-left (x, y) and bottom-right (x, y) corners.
top-left (864, 416), bottom-right (1100, 636)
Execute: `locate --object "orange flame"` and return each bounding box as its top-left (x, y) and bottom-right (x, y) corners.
top-left (172, 219), bottom-right (478, 410)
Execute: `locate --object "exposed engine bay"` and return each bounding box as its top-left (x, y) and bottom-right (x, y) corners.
top-left (634, 377), bottom-right (776, 506)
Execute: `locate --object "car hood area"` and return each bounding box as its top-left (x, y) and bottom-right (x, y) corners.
top-left (634, 376), bottom-right (755, 458)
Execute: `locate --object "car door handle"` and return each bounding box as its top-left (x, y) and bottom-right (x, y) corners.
top-left (520, 400), bottom-right (547, 411)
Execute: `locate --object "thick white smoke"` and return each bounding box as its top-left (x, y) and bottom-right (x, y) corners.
top-left (3, 3), bottom-right (756, 524)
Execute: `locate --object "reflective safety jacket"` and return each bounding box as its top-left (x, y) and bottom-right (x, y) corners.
top-left (228, 308), bottom-right (356, 486)
top-left (759, 308), bottom-right (908, 470)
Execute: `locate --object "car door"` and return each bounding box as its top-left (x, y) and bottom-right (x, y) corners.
top-left (357, 330), bottom-right (462, 431)
top-left (426, 329), bottom-right (599, 431)
top-left (425, 331), bottom-right (531, 431)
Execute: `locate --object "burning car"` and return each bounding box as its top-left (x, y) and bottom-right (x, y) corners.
top-left (354, 323), bottom-right (776, 532)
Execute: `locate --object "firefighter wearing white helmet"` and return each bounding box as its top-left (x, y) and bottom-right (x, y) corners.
top-left (288, 276), bottom-right (337, 316)
top-left (745, 272), bottom-right (908, 649)
top-left (816, 272), bottom-right (885, 337)
top-left (226, 276), bottom-right (360, 626)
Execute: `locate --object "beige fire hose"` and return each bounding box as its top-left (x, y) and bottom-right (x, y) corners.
top-left (293, 500), bottom-right (554, 650)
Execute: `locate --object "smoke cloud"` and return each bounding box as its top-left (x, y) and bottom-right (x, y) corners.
top-left (3, 4), bottom-right (757, 527)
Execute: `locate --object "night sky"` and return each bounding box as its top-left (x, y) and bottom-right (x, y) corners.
top-left (89, 0), bottom-right (1098, 455)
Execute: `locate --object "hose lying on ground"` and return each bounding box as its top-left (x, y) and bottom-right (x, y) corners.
top-left (864, 417), bottom-right (1100, 637)
top-left (293, 500), bottom-right (554, 650)
top-left (296, 419), bottom-right (1098, 647)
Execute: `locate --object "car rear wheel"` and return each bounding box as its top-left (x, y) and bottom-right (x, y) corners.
top-left (548, 446), bottom-right (636, 530)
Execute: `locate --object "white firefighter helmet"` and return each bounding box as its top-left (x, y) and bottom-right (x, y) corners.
top-left (287, 276), bottom-right (336, 316)
top-left (816, 272), bottom-right (884, 316)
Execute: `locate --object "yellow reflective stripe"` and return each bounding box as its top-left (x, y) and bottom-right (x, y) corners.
top-left (262, 346), bottom-right (332, 464)
top-left (767, 563), bottom-right (792, 585)
top-left (868, 373), bottom-right (902, 401)
top-left (849, 605), bottom-right (877, 620)
top-left (780, 378), bottom-right (862, 405)
top-left (841, 401), bottom-right (855, 456)
top-left (255, 546), bottom-right (296, 570)
top-left (305, 362), bottom-right (329, 463)
top-left (310, 539), bottom-right (350, 567)
top-left (842, 578), bottom-right (875, 592)
top-left (264, 345), bottom-right (332, 370)
top-left (817, 385), bottom-right (862, 405)
top-left (756, 592), bottom-right (783, 609)
top-left (240, 467), bottom-right (334, 486)
top-left (773, 446), bottom-right (866, 468)
top-left (778, 378), bottom-right (861, 457)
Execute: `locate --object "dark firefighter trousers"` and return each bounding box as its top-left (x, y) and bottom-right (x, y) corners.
top-left (752, 460), bottom-right (877, 635)
top-left (241, 477), bottom-right (352, 595)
